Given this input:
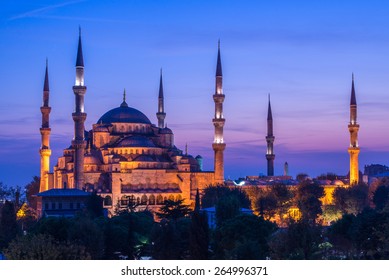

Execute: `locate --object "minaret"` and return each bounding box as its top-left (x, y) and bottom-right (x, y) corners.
top-left (348, 73), bottom-right (360, 185)
top-left (72, 28), bottom-right (87, 189)
top-left (156, 69), bottom-right (166, 128)
top-left (39, 59), bottom-right (52, 192)
top-left (212, 40), bottom-right (226, 183)
top-left (266, 94), bottom-right (275, 176)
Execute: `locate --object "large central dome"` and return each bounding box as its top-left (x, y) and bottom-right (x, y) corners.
top-left (97, 101), bottom-right (151, 125)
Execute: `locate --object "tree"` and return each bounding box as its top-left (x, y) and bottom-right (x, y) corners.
top-left (201, 184), bottom-right (250, 209)
top-left (0, 201), bottom-right (19, 250)
top-left (4, 234), bottom-right (91, 260)
top-left (296, 181), bottom-right (324, 223)
top-left (85, 191), bottom-right (104, 218)
top-left (269, 220), bottom-right (323, 259)
top-left (255, 184), bottom-right (294, 224)
top-left (151, 217), bottom-right (191, 259)
top-left (373, 185), bottom-right (389, 212)
top-left (333, 183), bottom-right (369, 215)
top-left (213, 214), bottom-right (277, 259)
top-left (215, 195), bottom-right (241, 226)
top-left (156, 199), bottom-right (191, 221)
top-left (25, 176), bottom-right (40, 210)
top-left (16, 203), bottom-right (38, 232)
top-left (189, 189), bottom-right (209, 259)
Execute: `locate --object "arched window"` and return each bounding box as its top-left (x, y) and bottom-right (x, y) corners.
top-left (104, 196), bottom-right (112, 206)
top-left (168, 194), bottom-right (174, 201)
top-left (176, 194), bottom-right (182, 202)
top-left (156, 195), bottom-right (163, 205)
top-left (121, 195), bottom-right (128, 206)
top-left (141, 194), bottom-right (148, 205)
top-left (136, 197), bottom-right (140, 205)
top-left (149, 195), bottom-right (156, 205)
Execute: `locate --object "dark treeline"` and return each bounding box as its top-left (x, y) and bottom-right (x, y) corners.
top-left (1, 179), bottom-right (389, 259)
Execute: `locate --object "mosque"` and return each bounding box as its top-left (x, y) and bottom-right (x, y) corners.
top-left (38, 31), bottom-right (360, 217)
top-left (38, 32), bottom-right (226, 214)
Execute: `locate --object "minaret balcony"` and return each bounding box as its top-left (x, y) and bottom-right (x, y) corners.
top-left (213, 94), bottom-right (225, 103)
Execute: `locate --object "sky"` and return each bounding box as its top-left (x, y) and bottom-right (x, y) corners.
top-left (1, 0), bottom-right (389, 187)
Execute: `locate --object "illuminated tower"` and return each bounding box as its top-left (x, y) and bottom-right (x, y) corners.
top-left (212, 41), bottom-right (226, 183)
top-left (266, 95), bottom-right (275, 176)
top-left (348, 74), bottom-right (360, 185)
top-left (72, 29), bottom-right (87, 189)
top-left (156, 69), bottom-right (166, 128)
top-left (39, 59), bottom-right (52, 192)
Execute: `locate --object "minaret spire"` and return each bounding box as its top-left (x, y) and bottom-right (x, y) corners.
top-left (39, 60), bottom-right (52, 192)
top-left (266, 94), bottom-right (275, 176)
top-left (72, 29), bottom-right (87, 189)
top-left (121, 88), bottom-right (128, 107)
top-left (212, 40), bottom-right (226, 183)
top-left (156, 68), bottom-right (166, 128)
top-left (348, 73), bottom-right (360, 185)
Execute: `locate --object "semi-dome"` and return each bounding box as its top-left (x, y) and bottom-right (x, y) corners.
top-left (97, 102), bottom-right (151, 125)
top-left (117, 135), bottom-right (156, 148)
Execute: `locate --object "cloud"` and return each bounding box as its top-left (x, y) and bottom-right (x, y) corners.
top-left (9, 0), bottom-right (87, 20)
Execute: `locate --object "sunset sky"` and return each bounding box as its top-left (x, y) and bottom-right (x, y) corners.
top-left (1, 0), bottom-right (389, 187)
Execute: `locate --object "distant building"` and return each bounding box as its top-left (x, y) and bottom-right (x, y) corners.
top-left (37, 189), bottom-right (91, 217)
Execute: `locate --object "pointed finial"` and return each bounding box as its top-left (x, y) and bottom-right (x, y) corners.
top-left (350, 73), bottom-right (356, 105)
top-left (44, 58), bottom-right (49, 92)
top-left (121, 88), bottom-right (128, 107)
top-left (267, 93), bottom-right (273, 121)
top-left (159, 68), bottom-right (164, 99)
top-left (216, 40), bottom-right (222, 77)
top-left (76, 27), bottom-right (84, 67)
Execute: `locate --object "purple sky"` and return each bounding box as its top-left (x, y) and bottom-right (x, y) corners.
top-left (1, 0), bottom-right (389, 187)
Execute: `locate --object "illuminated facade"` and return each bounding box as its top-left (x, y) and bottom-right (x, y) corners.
top-left (212, 41), bottom-right (226, 183)
top-left (348, 74), bottom-right (360, 185)
top-left (266, 95), bottom-right (275, 176)
top-left (39, 34), bottom-right (224, 214)
top-left (39, 60), bottom-right (52, 192)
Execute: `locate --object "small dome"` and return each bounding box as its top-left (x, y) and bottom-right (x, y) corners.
top-left (98, 103), bottom-right (151, 125)
top-left (117, 135), bottom-right (156, 148)
top-left (84, 154), bottom-right (101, 165)
top-left (195, 155), bottom-right (203, 159)
top-left (332, 180), bottom-right (344, 186)
top-left (160, 127), bottom-right (173, 134)
top-left (94, 125), bottom-right (109, 132)
top-left (134, 155), bottom-right (155, 162)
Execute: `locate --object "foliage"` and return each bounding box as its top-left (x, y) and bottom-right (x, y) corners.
top-left (373, 185), bottom-right (389, 212)
top-left (151, 217), bottom-right (191, 259)
top-left (0, 200), bottom-right (19, 250)
top-left (328, 209), bottom-right (389, 259)
top-left (189, 210), bottom-right (209, 259)
top-left (4, 234), bottom-right (91, 260)
top-left (213, 214), bottom-right (277, 259)
top-left (16, 203), bottom-right (38, 231)
top-left (255, 184), bottom-right (294, 224)
top-left (317, 173), bottom-right (339, 181)
top-left (333, 183), bottom-right (369, 215)
top-left (25, 176), bottom-right (40, 210)
top-left (296, 181), bottom-right (324, 223)
top-left (215, 195), bottom-right (241, 226)
top-left (156, 199), bottom-right (191, 221)
top-left (296, 173), bottom-right (309, 181)
top-left (269, 220), bottom-right (323, 259)
top-left (85, 191), bottom-right (104, 218)
top-left (201, 184), bottom-right (250, 209)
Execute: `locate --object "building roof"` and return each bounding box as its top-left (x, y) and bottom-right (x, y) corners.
top-left (37, 188), bottom-right (91, 197)
top-left (116, 135), bottom-right (156, 148)
top-left (97, 103), bottom-right (151, 125)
